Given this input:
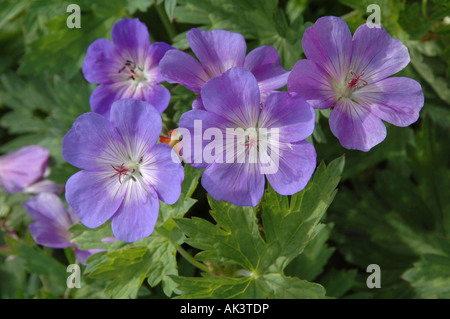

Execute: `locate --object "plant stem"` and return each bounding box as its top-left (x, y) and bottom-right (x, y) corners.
top-left (177, 245), bottom-right (210, 273)
top-left (155, 3), bottom-right (177, 40)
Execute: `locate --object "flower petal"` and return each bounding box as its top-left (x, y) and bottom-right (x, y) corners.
top-left (265, 140), bottom-right (316, 195)
top-left (302, 16), bottom-right (353, 82)
top-left (192, 96), bottom-right (205, 110)
top-left (353, 77), bottom-right (424, 127)
top-left (244, 46), bottom-right (290, 101)
top-left (29, 222), bottom-right (72, 249)
top-left (111, 18), bottom-right (151, 65)
top-left (329, 98), bottom-right (386, 151)
top-left (134, 83), bottom-right (171, 114)
top-left (187, 28), bottom-right (246, 78)
top-left (144, 42), bottom-right (174, 82)
top-left (24, 193), bottom-right (72, 232)
top-left (82, 38), bottom-right (120, 84)
top-left (62, 112), bottom-right (124, 170)
top-left (287, 59), bottom-right (337, 109)
top-left (178, 109), bottom-right (230, 168)
top-left (109, 99), bottom-right (162, 157)
top-left (89, 82), bottom-right (130, 118)
top-left (24, 193), bottom-right (73, 248)
top-left (0, 146), bottom-right (49, 194)
top-left (110, 180), bottom-right (159, 242)
top-left (258, 91), bottom-right (315, 143)
top-left (350, 24), bottom-right (410, 83)
top-left (141, 143), bottom-right (184, 205)
top-left (65, 170), bottom-right (126, 229)
top-left (23, 179), bottom-right (64, 195)
top-left (202, 162), bottom-right (264, 207)
top-left (160, 49), bottom-right (209, 93)
top-left (201, 67), bottom-right (260, 127)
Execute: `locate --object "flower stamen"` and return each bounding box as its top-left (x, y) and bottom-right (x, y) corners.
top-left (347, 71), bottom-right (368, 90)
top-left (110, 163), bottom-right (133, 184)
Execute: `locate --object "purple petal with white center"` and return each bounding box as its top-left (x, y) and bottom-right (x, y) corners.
top-left (179, 109), bottom-right (230, 168)
top-left (187, 28), bottom-right (246, 78)
top-left (258, 91), bottom-right (315, 143)
top-left (287, 59), bottom-right (338, 109)
top-left (265, 140), bottom-right (316, 195)
top-left (201, 67), bottom-right (260, 128)
top-left (82, 38), bottom-right (119, 84)
top-left (353, 77), bottom-right (424, 127)
top-left (0, 146), bottom-right (49, 194)
top-left (144, 42), bottom-right (175, 83)
top-left (244, 46), bottom-right (290, 102)
top-left (65, 170), bottom-right (126, 229)
top-left (160, 49), bottom-right (210, 93)
top-left (141, 143), bottom-right (184, 205)
top-left (110, 180), bottom-right (159, 242)
top-left (202, 162), bottom-right (265, 207)
top-left (23, 193), bottom-right (73, 248)
top-left (111, 18), bottom-right (151, 65)
top-left (109, 99), bottom-right (162, 155)
top-left (349, 24), bottom-right (410, 83)
top-left (302, 16), bottom-right (352, 82)
top-left (62, 112), bottom-right (124, 171)
top-left (329, 98), bottom-right (387, 152)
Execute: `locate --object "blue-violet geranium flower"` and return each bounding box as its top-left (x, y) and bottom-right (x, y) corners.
top-left (83, 18), bottom-right (174, 118)
top-left (179, 67), bottom-right (316, 207)
top-left (288, 16), bottom-right (424, 151)
top-left (62, 99), bottom-right (184, 242)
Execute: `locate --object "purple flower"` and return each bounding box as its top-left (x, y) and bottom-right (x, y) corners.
top-left (23, 193), bottom-right (104, 265)
top-left (160, 28), bottom-right (290, 109)
top-left (0, 146), bottom-right (50, 194)
top-left (62, 99), bottom-right (184, 242)
top-left (83, 18), bottom-right (174, 118)
top-left (288, 16), bottom-right (424, 151)
top-left (179, 67), bottom-right (316, 207)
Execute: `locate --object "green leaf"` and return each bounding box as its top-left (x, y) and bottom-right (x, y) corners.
top-left (6, 237), bottom-right (68, 296)
top-left (172, 272), bottom-right (326, 298)
top-left (17, 0), bottom-right (132, 79)
top-left (173, 157), bottom-right (344, 298)
top-left (284, 224), bottom-right (335, 281)
top-left (164, 0), bottom-right (177, 22)
top-left (329, 118), bottom-right (450, 298)
top-left (261, 156), bottom-right (345, 271)
top-left (83, 227), bottom-right (183, 298)
top-left (403, 253), bottom-right (450, 299)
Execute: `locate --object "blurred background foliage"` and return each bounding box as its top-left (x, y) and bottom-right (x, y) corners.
top-left (0, 0), bottom-right (449, 299)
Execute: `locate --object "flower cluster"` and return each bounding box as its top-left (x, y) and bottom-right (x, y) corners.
top-left (54, 16), bottom-right (423, 242)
